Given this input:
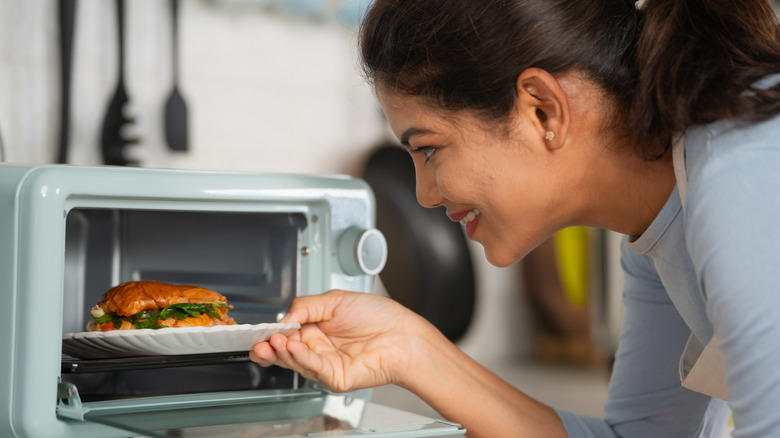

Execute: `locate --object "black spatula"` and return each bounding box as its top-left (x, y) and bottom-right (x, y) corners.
top-left (101, 0), bottom-right (139, 166)
top-left (57, 0), bottom-right (77, 164)
top-left (164, 0), bottom-right (188, 152)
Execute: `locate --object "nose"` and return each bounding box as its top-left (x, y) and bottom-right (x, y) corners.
top-left (414, 164), bottom-right (445, 208)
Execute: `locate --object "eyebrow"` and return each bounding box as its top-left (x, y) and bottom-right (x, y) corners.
top-left (399, 127), bottom-right (436, 148)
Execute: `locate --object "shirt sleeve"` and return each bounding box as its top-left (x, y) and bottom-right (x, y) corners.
top-left (556, 238), bottom-right (729, 437)
top-left (684, 118), bottom-right (780, 437)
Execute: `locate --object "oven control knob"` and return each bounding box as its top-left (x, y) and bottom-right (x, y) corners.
top-left (338, 227), bottom-right (388, 276)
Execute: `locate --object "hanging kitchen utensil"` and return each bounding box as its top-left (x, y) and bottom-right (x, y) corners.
top-left (57, 0), bottom-right (77, 164)
top-left (100, 0), bottom-right (139, 166)
top-left (362, 145), bottom-right (476, 342)
top-left (164, 0), bottom-right (189, 152)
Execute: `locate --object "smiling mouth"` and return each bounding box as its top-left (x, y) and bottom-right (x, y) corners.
top-left (459, 209), bottom-right (480, 226)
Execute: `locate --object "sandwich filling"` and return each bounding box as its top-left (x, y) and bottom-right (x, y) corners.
top-left (86, 280), bottom-right (237, 331)
top-left (88, 302), bottom-right (232, 330)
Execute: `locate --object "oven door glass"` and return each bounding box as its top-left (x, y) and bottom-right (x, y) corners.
top-left (83, 400), bottom-right (465, 438)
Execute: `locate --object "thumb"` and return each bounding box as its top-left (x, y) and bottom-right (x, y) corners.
top-left (279, 290), bottom-right (346, 325)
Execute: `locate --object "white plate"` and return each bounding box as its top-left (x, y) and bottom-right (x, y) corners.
top-left (62, 323), bottom-right (301, 359)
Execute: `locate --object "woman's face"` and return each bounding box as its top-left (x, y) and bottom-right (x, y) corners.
top-left (377, 88), bottom-right (572, 267)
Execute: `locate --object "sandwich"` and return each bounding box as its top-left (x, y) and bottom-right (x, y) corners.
top-left (86, 280), bottom-right (236, 331)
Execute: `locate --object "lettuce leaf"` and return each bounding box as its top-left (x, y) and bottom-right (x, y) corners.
top-left (90, 302), bottom-right (228, 330)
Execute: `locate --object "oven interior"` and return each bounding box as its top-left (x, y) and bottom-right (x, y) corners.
top-left (61, 208), bottom-right (307, 399)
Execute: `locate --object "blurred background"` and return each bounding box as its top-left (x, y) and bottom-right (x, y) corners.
top-left (7, 1), bottom-right (776, 434)
top-left (0, 0), bottom-right (383, 172)
top-left (0, 0), bottom-right (637, 425)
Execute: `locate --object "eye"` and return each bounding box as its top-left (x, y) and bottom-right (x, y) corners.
top-left (413, 146), bottom-right (436, 163)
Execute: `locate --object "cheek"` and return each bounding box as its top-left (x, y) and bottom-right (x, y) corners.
top-left (435, 176), bottom-right (464, 200)
top-left (435, 162), bottom-right (495, 202)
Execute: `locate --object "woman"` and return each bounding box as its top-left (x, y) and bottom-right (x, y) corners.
top-left (251, 0), bottom-right (780, 436)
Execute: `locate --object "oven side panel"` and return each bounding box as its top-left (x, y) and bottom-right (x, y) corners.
top-left (7, 167), bottom-right (72, 437)
top-left (0, 165), bottom-right (35, 436)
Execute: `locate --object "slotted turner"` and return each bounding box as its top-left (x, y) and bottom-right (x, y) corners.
top-left (101, 0), bottom-right (139, 166)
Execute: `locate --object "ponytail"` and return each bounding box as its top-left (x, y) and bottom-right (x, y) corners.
top-left (632, 0), bottom-right (780, 157)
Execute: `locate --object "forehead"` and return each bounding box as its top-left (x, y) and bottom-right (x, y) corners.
top-left (376, 87), bottom-right (462, 136)
top-left (376, 87), bottom-right (513, 145)
top-left (376, 87), bottom-right (424, 117)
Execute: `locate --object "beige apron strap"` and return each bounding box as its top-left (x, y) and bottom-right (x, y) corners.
top-left (672, 133), bottom-right (687, 206)
top-left (681, 335), bottom-right (729, 400)
top-left (673, 133), bottom-right (729, 400)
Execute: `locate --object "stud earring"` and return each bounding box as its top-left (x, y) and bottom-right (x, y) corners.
top-left (545, 131), bottom-right (556, 142)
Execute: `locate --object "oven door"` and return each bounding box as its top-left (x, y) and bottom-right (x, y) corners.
top-left (139, 403), bottom-right (466, 437)
top-left (57, 354), bottom-right (465, 437)
top-left (57, 380), bottom-right (465, 438)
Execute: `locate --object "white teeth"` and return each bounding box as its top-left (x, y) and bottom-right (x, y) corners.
top-left (459, 209), bottom-right (481, 225)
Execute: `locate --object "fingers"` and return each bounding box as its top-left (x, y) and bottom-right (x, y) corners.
top-left (251, 333), bottom-right (332, 385)
top-left (284, 338), bottom-right (347, 392)
top-left (286, 338), bottom-right (327, 377)
top-left (279, 290), bottom-right (347, 325)
top-left (269, 333), bottom-right (297, 365)
top-left (250, 334), bottom-right (299, 368)
top-left (254, 290), bottom-right (345, 368)
top-left (249, 338), bottom-right (280, 367)
top-left (272, 334), bottom-right (333, 382)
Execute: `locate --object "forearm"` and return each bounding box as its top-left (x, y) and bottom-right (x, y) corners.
top-left (397, 322), bottom-right (567, 438)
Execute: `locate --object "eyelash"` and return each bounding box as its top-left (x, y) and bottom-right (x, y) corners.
top-left (413, 146), bottom-right (436, 163)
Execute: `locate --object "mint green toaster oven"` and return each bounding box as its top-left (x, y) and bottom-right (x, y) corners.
top-left (0, 164), bottom-right (464, 438)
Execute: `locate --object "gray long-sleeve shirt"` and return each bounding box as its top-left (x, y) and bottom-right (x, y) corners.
top-left (556, 78), bottom-right (780, 437)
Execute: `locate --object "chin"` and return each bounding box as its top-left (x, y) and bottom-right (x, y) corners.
top-left (480, 237), bottom-right (536, 267)
top-left (482, 246), bottom-right (520, 268)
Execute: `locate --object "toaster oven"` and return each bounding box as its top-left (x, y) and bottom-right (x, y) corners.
top-left (0, 164), bottom-right (465, 437)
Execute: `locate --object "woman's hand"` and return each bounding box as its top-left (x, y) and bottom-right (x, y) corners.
top-left (250, 290), bottom-right (429, 393)
top-left (253, 290), bottom-right (568, 438)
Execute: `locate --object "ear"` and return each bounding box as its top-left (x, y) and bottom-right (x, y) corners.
top-left (516, 68), bottom-right (570, 150)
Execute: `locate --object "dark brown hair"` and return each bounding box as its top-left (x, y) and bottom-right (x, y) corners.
top-left (359, 0), bottom-right (780, 157)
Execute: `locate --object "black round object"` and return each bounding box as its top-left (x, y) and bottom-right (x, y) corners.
top-left (362, 145), bottom-right (476, 342)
